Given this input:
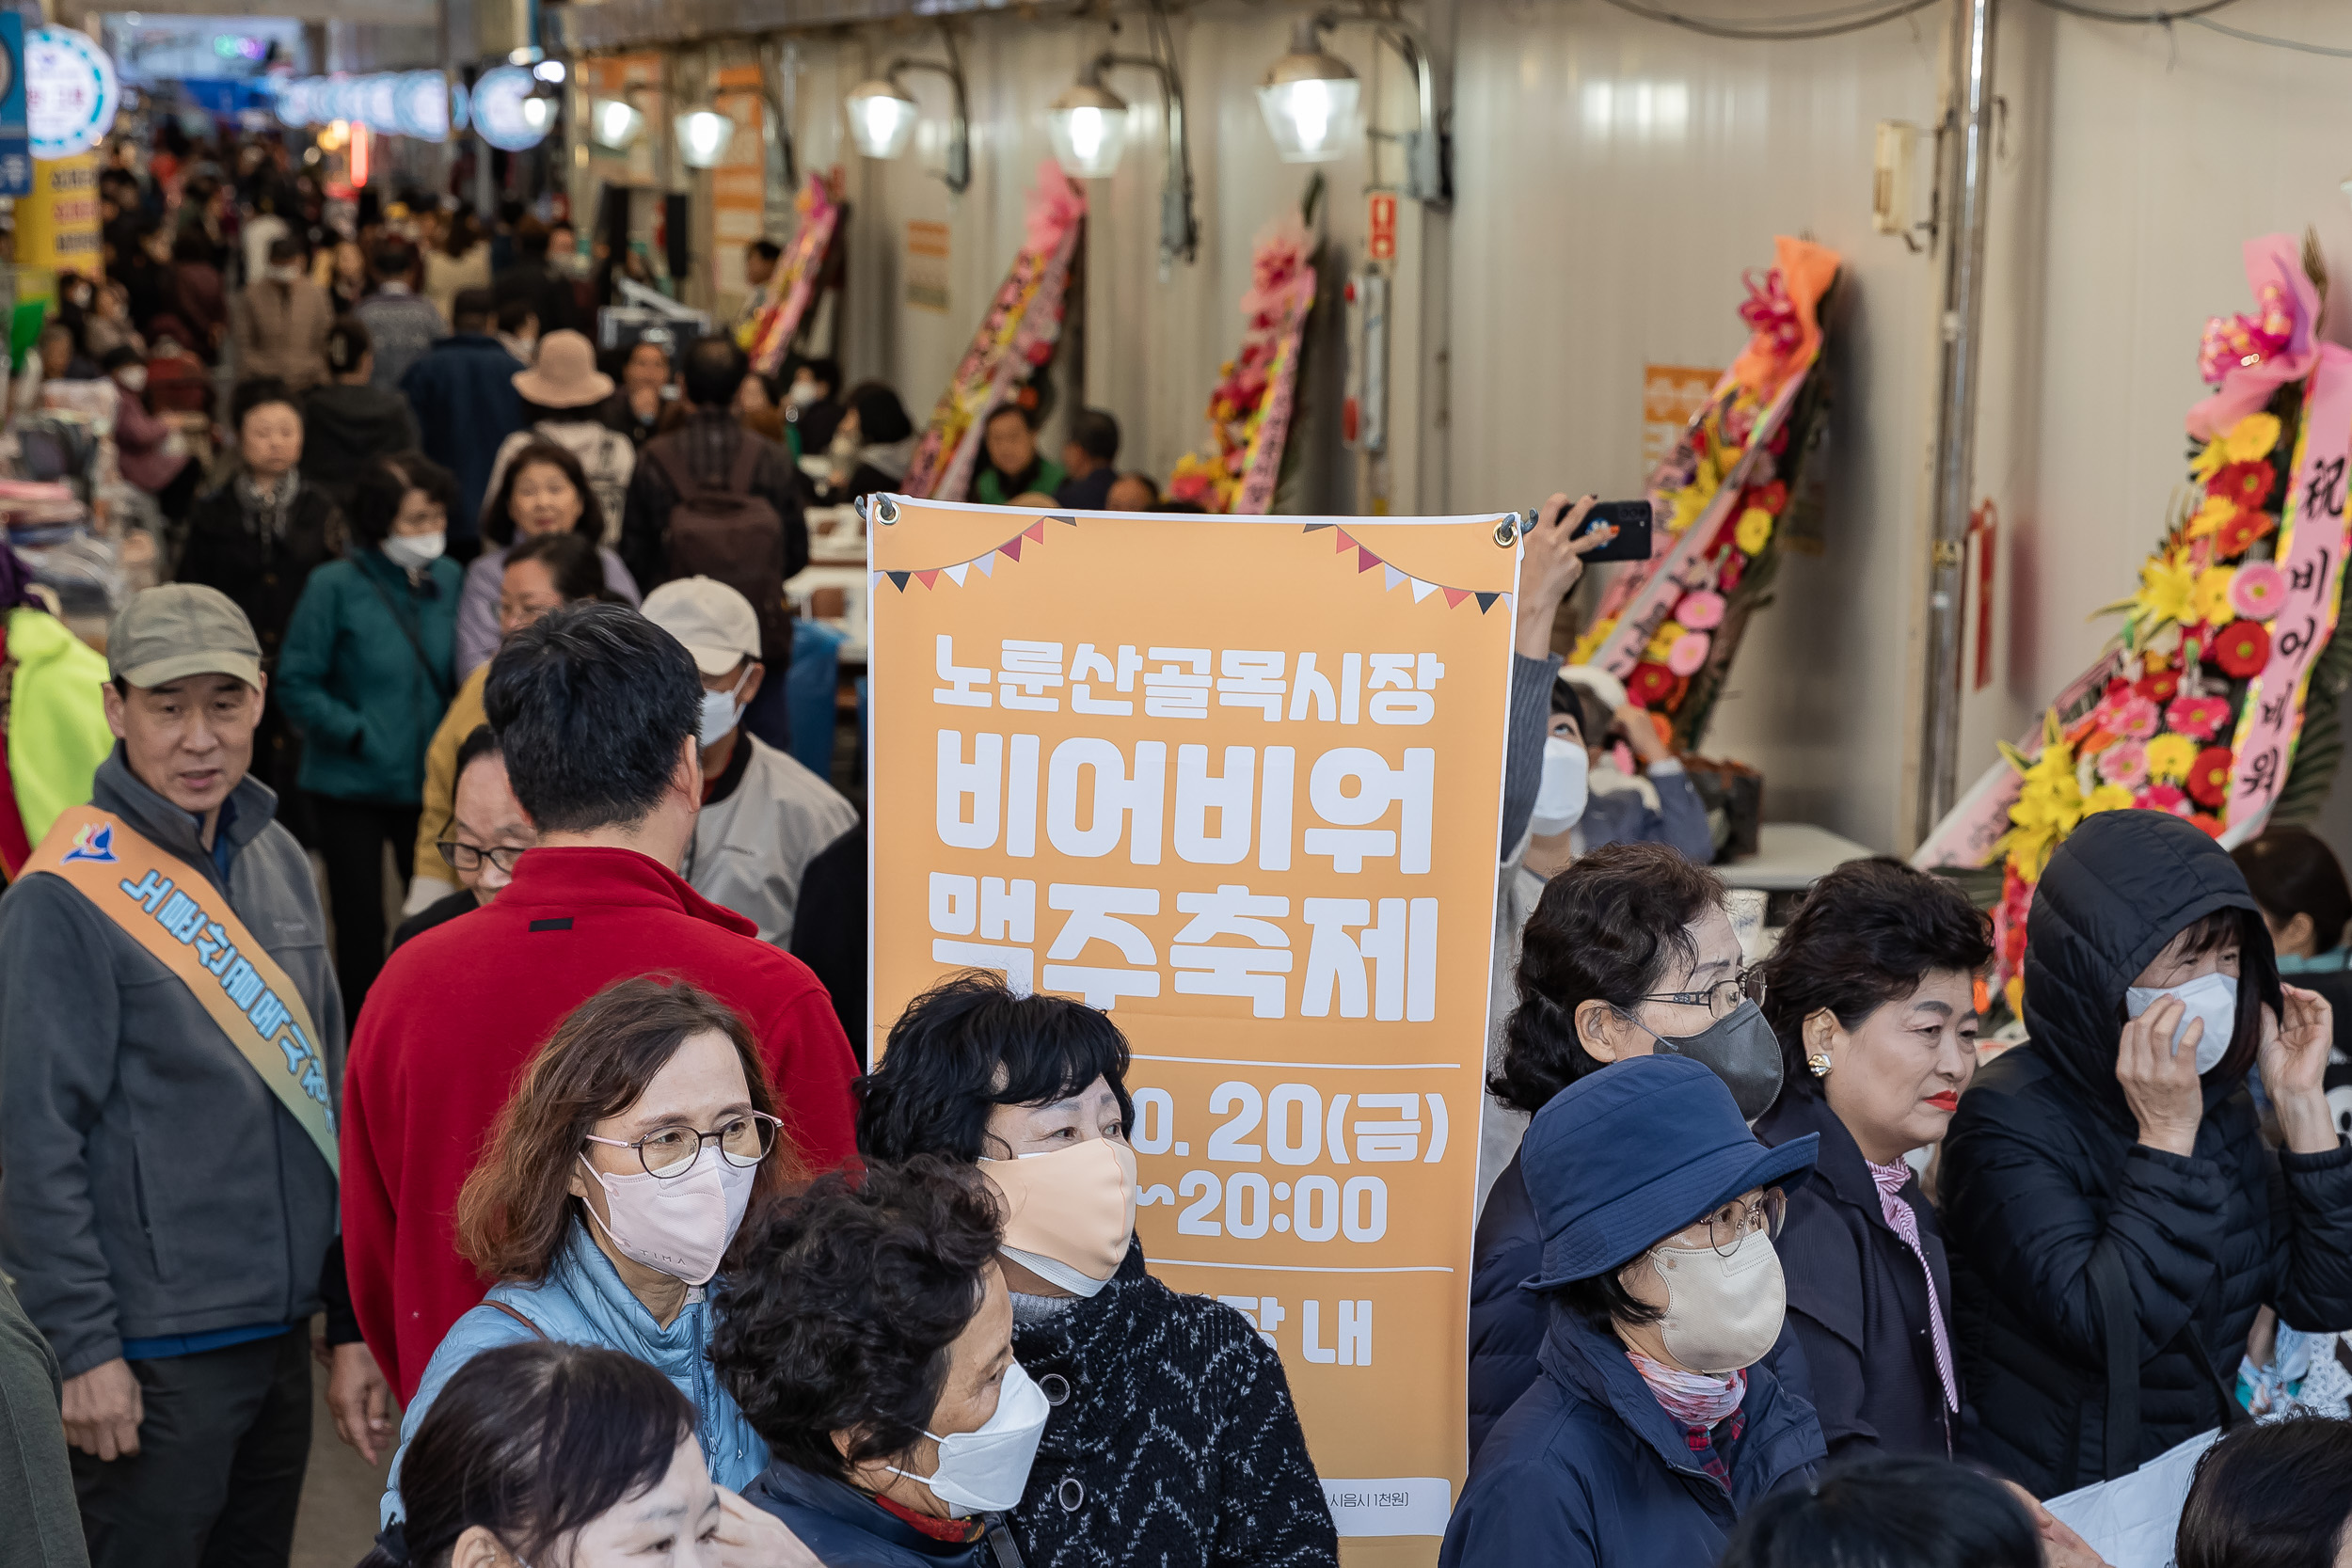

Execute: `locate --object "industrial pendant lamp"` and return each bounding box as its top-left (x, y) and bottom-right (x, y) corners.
top-left (675, 108), bottom-right (736, 168)
top-left (1257, 17), bottom-right (1359, 165)
top-left (590, 97), bottom-right (644, 150)
top-left (1046, 65), bottom-right (1128, 181)
top-left (842, 24), bottom-right (970, 194)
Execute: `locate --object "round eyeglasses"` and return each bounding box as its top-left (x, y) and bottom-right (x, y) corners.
top-left (1639, 967), bottom-right (1768, 1021)
top-left (1677, 1187), bottom-right (1788, 1257)
top-left (583, 1112), bottom-right (782, 1180)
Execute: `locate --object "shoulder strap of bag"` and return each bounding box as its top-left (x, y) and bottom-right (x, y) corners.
top-left (22, 805), bottom-right (340, 1175)
top-left (353, 556), bottom-right (451, 704)
top-left (485, 1300), bottom-right (549, 1339)
top-left (983, 1516), bottom-right (1028, 1568)
top-left (725, 430), bottom-right (764, 496)
top-left (2087, 1245), bottom-right (2139, 1481)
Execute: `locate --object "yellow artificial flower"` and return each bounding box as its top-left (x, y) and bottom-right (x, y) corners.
top-left (2222, 412), bottom-right (2281, 463)
top-left (2132, 551), bottom-right (2197, 629)
top-left (1645, 622), bottom-right (1687, 664)
top-left (1735, 507), bottom-right (1774, 555)
top-left (2145, 732), bottom-right (2198, 782)
top-left (1997, 714), bottom-right (2082, 881)
top-left (2003, 974), bottom-right (2025, 1020)
top-left (1569, 619), bottom-right (1616, 666)
top-left (2081, 783), bottom-right (2136, 818)
top-left (2186, 493), bottom-right (2236, 540)
top-left (2193, 566), bottom-right (2237, 626)
top-left (1668, 489), bottom-right (1708, 535)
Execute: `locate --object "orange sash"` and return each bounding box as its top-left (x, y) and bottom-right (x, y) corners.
top-left (23, 804), bottom-right (339, 1174)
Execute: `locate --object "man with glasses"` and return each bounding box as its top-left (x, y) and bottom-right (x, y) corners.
top-left (0, 585), bottom-right (342, 1568)
top-left (388, 726), bottom-right (536, 950)
top-left (341, 602), bottom-right (859, 1409)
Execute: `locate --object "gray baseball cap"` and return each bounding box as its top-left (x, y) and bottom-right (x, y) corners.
top-left (106, 584), bottom-right (264, 689)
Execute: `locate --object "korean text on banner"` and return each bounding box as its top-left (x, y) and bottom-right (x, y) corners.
top-left (869, 499), bottom-right (1520, 1566)
top-left (16, 150), bottom-right (99, 282)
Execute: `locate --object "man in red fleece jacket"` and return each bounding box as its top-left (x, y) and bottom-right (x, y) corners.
top-left (340, 602), bottom-right (860, 1405)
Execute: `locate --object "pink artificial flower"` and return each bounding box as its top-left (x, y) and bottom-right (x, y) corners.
top-left (2164, 694), bottom-right (2232, 742)
top-left (2231, 562), bottom-right (2287, 620)
top-left (1676, 591), bottom-right (1727, 631)
top-left (2136, 783), bottom-right (2193, 816)
top-left (1666, 631), bottom-right (1711, 677)
top-left (2095, 741), bottom-right (2150, 790)
top-left (2108, 696), bottom-right (2161, 741)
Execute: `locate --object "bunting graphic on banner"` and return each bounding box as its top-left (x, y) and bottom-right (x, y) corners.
top-left (868, 506), bottom-right (1516, 614)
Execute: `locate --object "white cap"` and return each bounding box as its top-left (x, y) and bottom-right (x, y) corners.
top-left (1559, 663), bottom-right (1629, 712)
top-left (643, 576), bottom-right (760, 676)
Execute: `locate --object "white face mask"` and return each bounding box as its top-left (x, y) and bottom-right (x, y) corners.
top-left (2125, 971), bottom-right (2239, 1074)
top-left (577, 1150), bottom-right (758, 1287)
top-left (1529, 736), bottom-right (1591, 838)
top-left (264, 263), bottom-right (300, 284)
top-left (113, 366), bottom-right (148, 392)
top-left (1648, 1227), bottom-right (1788, 1375)
top-left (698, 668), bottom-right (752, 750)
top-left (885, 1360), bottom-right (1051, 1517)
top-left (381, 531), bottom-right (447, 570)
top-left (787, 379), bottom-right (822, 408)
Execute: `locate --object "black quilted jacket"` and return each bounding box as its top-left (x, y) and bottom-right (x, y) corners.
top-left (1940, 809), bottom-right (2352, 1496)
top-left (1007, 1243), bottom-right (1339, 1568)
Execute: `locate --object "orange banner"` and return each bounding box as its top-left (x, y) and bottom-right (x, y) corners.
top-left (869, 498), bottom-right (1519, 1563)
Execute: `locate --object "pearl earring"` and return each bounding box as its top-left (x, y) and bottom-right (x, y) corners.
top-left (1807, 1053), bottom-right (1833, 1078)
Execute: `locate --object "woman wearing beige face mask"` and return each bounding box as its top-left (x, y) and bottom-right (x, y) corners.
top-left (856, 975), bottom-right (1340, 1568)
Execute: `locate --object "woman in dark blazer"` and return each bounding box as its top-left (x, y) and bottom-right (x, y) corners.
top-left (1752, 857), bottom-right (1993, 1459)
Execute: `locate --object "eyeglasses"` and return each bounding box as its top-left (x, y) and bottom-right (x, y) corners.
top-left (437, 840), bottom-right (526, 874)
top-left (1640, 968), bottom-right (1767, 1020)
top-left (1676, 1188), bottom-right (1788, 1257)
top-left (583, 1112), bottom-right (782, 1180)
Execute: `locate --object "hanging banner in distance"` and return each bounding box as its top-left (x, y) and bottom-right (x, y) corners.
top-left (868, 499), bottom-right (1520, 1565)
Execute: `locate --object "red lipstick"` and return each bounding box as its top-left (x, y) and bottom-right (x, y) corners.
top-left (1926, 1089), bottom-right (1961, 1113)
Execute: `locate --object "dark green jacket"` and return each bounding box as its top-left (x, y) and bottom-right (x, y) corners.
top-left (276, 548), bottom-right (460, 803)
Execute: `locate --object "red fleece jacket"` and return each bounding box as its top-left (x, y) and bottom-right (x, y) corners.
top-left (341, 846), bottom-right (859, 1400)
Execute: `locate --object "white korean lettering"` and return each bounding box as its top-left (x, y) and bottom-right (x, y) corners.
top-left (1170, 884), bottom-right (1293, 1019)
top-left (928, 872), bottom-right (977, 935)
top-left (1174, 745), bottom-right (1255, 865)
top-left (933, 634), bottom-right (992, 707)
top-left (1216, 650), bottom-right (1286, 721)
top-left (999, 640), bottom-right (1065, 712)
top-left (1142, 647), bottom-right (1213, 720)
top-left (1045, 738), bottom-right (1165, 864)
top-left (936, 731), bottom-right (1002, 850)
top-left (1304, 747), bottom-right (1435, 873)
top-left (1042, 883), bottom-right (1161, 1009)
top-left (1071, 642), bottom-right (1142, 715)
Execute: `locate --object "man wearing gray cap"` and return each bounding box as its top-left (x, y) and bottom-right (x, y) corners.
top-left (0, 584), bottom-right (342, 1568)
top-left (642, 575), bottom-right (857, 948)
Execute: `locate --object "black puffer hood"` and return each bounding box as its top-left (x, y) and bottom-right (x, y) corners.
top-left (2022, 809), bottom-right (2280, 1130)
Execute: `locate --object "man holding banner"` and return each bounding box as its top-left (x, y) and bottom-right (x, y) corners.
top-left (0, 585), bottom-right (342, 1568)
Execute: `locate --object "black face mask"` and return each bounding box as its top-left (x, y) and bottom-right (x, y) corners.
top-left (1644, 999), bottom-right (1785, 1121)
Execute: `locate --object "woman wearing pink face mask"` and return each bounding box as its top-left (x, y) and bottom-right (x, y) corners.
top-left (376, 975), bottom-right (803, 1540)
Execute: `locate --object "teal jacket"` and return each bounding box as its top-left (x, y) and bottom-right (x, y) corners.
top-left (277, 549), bottom-right (460, 803)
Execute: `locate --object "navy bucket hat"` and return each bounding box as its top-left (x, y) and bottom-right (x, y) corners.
top-left (1521, 1053), bottom-right (1818, 1291)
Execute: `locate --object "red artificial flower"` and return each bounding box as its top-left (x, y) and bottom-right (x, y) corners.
top-left (2103, 676), bottom-right (2134, 705)
top-left (2209, 460), bottom-right (2275, 513)
top-left (2186, 746), bottom-right (2235, 808)
top-left (1767, 424), bottom-right (1789, 456)
top-left (2135, 668), bottom-right (2182, 705)
top-left (1627, 661), bottom-right (1682, 709)
top-left (2190, 813), bottom-right (2226, 839)
top-left (2214, 508), bottom-right (2278, 559)
top-left (2210, 619), bottom-right (2271, 677)
top-left (1753, 479), bottom-right (1788, 515)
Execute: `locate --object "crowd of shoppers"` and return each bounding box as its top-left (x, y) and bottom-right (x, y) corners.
top-left (8, 130), bottom-right (2352, 1568)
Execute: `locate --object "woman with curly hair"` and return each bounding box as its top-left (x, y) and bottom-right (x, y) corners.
top-left (712, 1157), bottom-right (1039, 1566)
top-left (377, 975), bottom-right (797, 1528)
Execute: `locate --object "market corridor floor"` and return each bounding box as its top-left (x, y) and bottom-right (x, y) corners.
top-left (291, 1327), bottom-right (389, 1567)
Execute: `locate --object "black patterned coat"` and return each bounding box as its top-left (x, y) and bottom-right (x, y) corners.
top-left (1007, 1244), bottom-right (1340, 1568)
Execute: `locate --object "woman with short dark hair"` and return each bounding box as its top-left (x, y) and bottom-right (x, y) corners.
top-left (1717, 1454), bottom-right (2043, 1568)
top-left (2234, 825), bottom-right (2352, 1074)
top-left (2175, 1414), bottom-right (2352, 1568)
top-left (849, 974), bottom-right (1338, 1568)
top-left (1750, 858), bottom-right (1994, 1459)
top-left (1470, 841), bottom-right (1789, 1462)
top-left (454, 438), bottom-right (639, 680)
top-left (381, 976), bottom-right (794, 1527)
top-left (714, 1158), bottom-right (1028, 1566)
top-left (276, 451), bottom-right (462, 1005)
top-left (1940, 811), bottom-right (2352, 1497)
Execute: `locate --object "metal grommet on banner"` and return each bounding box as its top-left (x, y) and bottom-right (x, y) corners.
top-left (1057, 1478), bottom-right (1085, 1513)
top-left (1493, 514), bottom-right (1520, 547)
top-left (876, 496), bottom-right (899, 525)
top-left (1038, 1372), bottom-right (1071, 1406)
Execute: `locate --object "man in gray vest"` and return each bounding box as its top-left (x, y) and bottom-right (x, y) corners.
top-left (0, 584), bottom-right (342, 1568)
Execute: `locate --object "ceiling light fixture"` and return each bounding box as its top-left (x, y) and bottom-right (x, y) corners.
top-left (675, 108), bottom-right (736, 168)
top-left (1046, 12), bottom-right (1200, 270)
top-left (1259, 8), bottom-right (1449, 208)
top-left (843, 24), bottom-right (969, 194)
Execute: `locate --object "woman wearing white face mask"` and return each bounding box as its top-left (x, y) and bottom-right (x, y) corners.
top-left (454, 439), bottom-right (641, 680)
top-left (1441, 1053), bottom-right (1825, 1568)
top-left (852, 976), bottom-right (1340, 1568)
top-left (714, 1158), bottom-right (1051, 1567)
top-left (382, 977), bottom-right (799, 1535)
top-left (1940, 809), bottom-right (2352, 1497)
top-left (277, 451), bottom-right (463, 1006)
